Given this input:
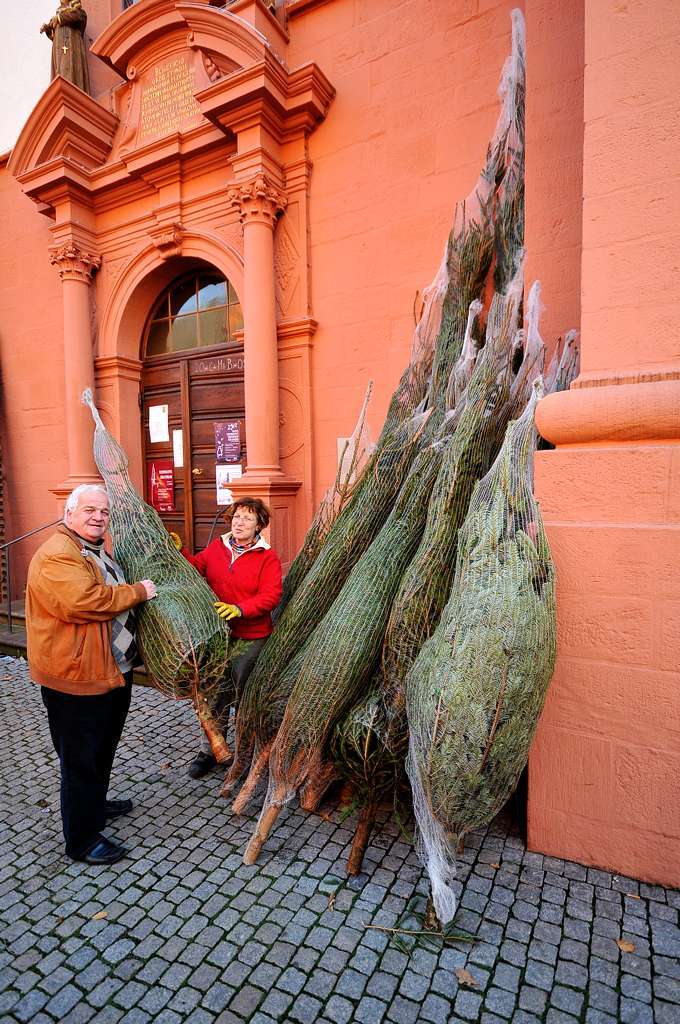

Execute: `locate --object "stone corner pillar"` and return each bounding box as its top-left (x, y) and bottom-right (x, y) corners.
top-left (525, 0), bottom-right (680, 892)
top-left (227, 173), bottom-right (301, 569)
top-left (48, 239), bottom-right (102, 509)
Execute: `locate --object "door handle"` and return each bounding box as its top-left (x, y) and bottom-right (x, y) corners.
top-left (192, 467), bottom-right (203, 477)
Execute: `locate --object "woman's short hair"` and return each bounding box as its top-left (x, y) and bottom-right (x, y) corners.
top-left (227, 496), bottom-right (271, 531)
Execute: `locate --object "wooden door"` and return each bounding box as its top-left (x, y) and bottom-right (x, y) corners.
top-left (141, 347), bottom-right (245, 552)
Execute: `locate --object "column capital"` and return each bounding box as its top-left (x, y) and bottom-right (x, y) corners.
top-left (49, 241), bottom-right (101, 283)
top-left (228, 175), bottom-right (287, 227)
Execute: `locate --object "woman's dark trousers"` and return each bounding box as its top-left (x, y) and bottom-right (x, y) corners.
top-left (41, 673), bottom-right (132, 858)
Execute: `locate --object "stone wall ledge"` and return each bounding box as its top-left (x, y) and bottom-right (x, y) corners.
top-left (536, 376), bottom-right (680, 446)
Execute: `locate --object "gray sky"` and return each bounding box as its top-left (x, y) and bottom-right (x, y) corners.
top-left (1, 2), bottom-right (63, 155)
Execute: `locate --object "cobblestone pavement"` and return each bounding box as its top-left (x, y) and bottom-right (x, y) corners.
top-left (1, 655), bottom-right (679, 1024)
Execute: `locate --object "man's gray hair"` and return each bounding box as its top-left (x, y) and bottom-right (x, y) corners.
top-left (63, 483), bottom-right (109, 520)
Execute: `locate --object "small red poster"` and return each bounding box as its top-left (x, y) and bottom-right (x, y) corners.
top-left (214, 420), bottom-right (241, 463)
top-left (148, 459), bottom-right (175, 513)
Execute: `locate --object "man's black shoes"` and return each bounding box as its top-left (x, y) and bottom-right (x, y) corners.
top-left (187, 751), bottom-right (217, 779)
top-left (105, 798), bottom-right (134, 819)
top-left (74, 836), bottom-right (127, 865)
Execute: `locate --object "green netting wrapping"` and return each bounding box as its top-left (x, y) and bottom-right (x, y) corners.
top-left (327, 12), bottom-right (527, 857)
top-left (405, 381), bottom-right (556, 924)
top-left (277, 381), bottom-right (373, 616)
top-left (82, 389), bottom-right (236, 761)
top-left (223, 406), bottom-right (433, 799)
top-left (328, 684), bottom-right (400, 875)
top-left (225, 21), bottom-right (530, 802)
top-left (243, 432), bottom-right (458, 863)
top-left (380, 282), bottom-right (523, 742)
top-left (544, 328), bottom-right (580, 397)
top-left (491, 8), bottom-right (525, 296)
top-left (330, 274), bottom-right (538, 875)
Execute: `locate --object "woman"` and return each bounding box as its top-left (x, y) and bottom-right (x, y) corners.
top-left (170, 497), bottom-right (282, 778)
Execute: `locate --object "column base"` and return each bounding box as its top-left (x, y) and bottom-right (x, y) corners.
top-left (228, 474), bottom-right (302, 571)
top-left (529, 377), bottom-right (680, 889)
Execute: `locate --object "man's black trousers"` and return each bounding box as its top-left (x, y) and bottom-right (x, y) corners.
top-left (41, 673), bottom-right (132, 858)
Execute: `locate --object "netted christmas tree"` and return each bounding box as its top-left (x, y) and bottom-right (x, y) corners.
top-left (82, 389), bottom-right (239, 762)
top-left (225, 11), bottom-right (530, 809)
top-left (405, 383), bottom-right (557, 924)
top-left (277, 381), bottom-right (374, 617)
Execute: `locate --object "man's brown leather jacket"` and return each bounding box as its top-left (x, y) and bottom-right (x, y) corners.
top-left (26, 526), bottom-right (147, 695)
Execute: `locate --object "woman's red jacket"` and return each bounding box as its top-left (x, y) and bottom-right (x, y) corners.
top-left (181, 536), bottom-right (282, 639)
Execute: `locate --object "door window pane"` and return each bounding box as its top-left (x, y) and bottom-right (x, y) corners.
top-left (198, 309), bottom-right (228, 347)
top-left (198, 275), bottom-right (227, 309)
top-left (144, 270), bottom-right (241, 356)
top-left (170, 278), bottom-right (198, 317)
top-left (169, 314), bottom-right (199, 352)
top-left (146, 320), bottom-right (170, 356)
top-left (228, 303), bottom-right (244, 335)
top-left (149, 292), bottom-right (169, 321)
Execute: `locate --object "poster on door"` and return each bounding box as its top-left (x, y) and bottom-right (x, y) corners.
top-left (214, 420), bottom-right (241, 463)
top-left (148, 459), bottom-right (175, 513)
top-left (216, 464), bottom-right (242, 505)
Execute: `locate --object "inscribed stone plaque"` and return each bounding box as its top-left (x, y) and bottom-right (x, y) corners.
top-left (139, 58), bottom-right (202, 141)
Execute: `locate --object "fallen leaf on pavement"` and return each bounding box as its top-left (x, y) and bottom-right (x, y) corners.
top-left (92, 911), bottom-right (108, 921)
top-left (489, 863), bottom-right (500, 869)
top-left (625, 893), bottom-right (640, 899)
top-left (328, 893), bottom-right (336, 912)
top-left (455, 968), bottom-right (479, 988)
top-left (617, 939), bottom-right (635, 953)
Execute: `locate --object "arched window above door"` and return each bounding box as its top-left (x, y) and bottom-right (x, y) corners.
top-left (144, 271), bottom-right (244, 357)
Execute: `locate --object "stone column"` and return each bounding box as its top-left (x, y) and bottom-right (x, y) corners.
top-left (228, 174), bottom-right (287, 480)
top-left (49, 241), bottom-right (101, 492)
top-left (528, 0), bottom-right (680, 888)
top-left (226, 174), bottom-right (301, 569)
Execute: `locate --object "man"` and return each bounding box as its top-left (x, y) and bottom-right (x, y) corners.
top-left (26, 484), bottom-right (156, 864)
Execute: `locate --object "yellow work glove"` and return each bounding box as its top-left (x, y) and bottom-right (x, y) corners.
top-left (169, 531), bottom-right (182, 550)
top-left (214, 602), bottom-right (242, 621)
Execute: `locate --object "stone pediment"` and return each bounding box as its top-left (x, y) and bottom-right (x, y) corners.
top-left (8, 76), bottom-right (118, 182)
top-left (91, 1), bottom-right (269, 79)
top-left (92, 0), bottom-right (269, 157)
top-left (10, 0), bottom-right (333, 213)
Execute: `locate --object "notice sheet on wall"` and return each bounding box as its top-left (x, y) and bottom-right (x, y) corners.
top-left (215, 463), bottom-right (242, 505)
top-left (172, 429), bottom-right (184, 468)
top-left (149, 404), bottom-right (169, 443)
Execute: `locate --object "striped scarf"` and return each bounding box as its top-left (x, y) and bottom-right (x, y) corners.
top-left (79, 539), bottom-right (138, 674)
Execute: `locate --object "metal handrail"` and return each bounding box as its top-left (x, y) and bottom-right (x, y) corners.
top-left (1, 519), bottom-right (62, 634)
top-left (206, 506), bottom-right (229, 547)
top-left (0, 509), bottom-right (229, 635)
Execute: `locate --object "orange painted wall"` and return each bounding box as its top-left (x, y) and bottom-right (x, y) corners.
top-left (530, 0), bottom-right (680, 886)
top-left (524, 0), bottom-right (583, 352)
top-left (286, 0), bottom-right (522, 501)
top-left (1, 0), bottom-right (678, 888)
top-left (0, 0), bottom-right (121, 585)
top-left (1, 0), bottom-right (523, 576)
top-left (0, 163), bottom-right (67, 586)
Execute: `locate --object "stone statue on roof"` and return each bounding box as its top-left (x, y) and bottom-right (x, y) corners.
top-left (40, 0), bottom-right (91, 96)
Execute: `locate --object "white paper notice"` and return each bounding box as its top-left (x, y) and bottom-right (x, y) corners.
top-left (172, 429), bottom-right (184, 468)
top-left (149, 404), bottom-right (169, 443)
top-left (216, 466), bottom-right (233, 506)
top-left (215, 463), bottom-right (243, 505)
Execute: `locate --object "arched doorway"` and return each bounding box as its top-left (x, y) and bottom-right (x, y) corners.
top-left (140, 263), bottom-right (245, 552)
